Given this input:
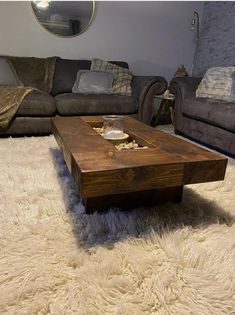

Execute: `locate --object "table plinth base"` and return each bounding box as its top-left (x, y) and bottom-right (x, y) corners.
top-left (83, 186), bottom-right (183, 214)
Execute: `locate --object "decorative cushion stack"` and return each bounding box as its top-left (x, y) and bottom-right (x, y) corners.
top-left (72, 58), bottom-right (133, 96)
top-left (91, 58), bottom-right (132, 96)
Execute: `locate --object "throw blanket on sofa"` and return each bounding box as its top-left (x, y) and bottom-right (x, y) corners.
top-left (7, 56), bottom-right (56, 93)
top-left (0, 87), bottom-right (34, 128)
top-left (0, 56), bottom-right (56, 128)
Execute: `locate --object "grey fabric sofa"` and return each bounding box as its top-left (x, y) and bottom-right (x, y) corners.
top-left (169, 76), bottom-right (235, 156)
top-left (0, 57), bottom-right (167, 136)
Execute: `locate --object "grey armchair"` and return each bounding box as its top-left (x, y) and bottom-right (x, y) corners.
top-left (169, 76), bottom-right (235, 156)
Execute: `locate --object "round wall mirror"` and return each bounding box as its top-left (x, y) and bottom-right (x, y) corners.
top-left (31, 1), bottom-right (95, 37)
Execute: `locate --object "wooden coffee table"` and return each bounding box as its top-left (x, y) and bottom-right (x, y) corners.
top-left (52, 116), bottom-right (227, 214)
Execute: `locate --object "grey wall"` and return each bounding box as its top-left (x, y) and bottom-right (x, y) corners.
top-left (193, 1), bottom-right (235, 76)
top-left (0, 1), bottom-right (203, 82)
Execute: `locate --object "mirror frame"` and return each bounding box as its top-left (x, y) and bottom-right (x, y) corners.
top-left (31, 1), bottom-right (96, 38)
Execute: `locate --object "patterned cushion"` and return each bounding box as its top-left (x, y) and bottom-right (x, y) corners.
top-left (196, 67), bottom-right (235, 102)
top-left (91, 58), bottom-right (132, 96)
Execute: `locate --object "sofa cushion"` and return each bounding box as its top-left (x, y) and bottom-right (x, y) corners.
top-left (91, 58), bottom-right (132, 96)
top-left (16, 90), bottom-right (56, 116)
top-left (183, 97), bottom-right (235, 132)
top-left (55, 93), bottom-right (138, 116)
top-left (72, 70), bottom-right (114, 94)
top-left (51, 58), bottom-right (129, 96)
top-left (52, 59), bottom-right (91, 96)
top-left (196, 67), bottom-right (235, 102)
top-left (0, 57), bottom-right (22, 86)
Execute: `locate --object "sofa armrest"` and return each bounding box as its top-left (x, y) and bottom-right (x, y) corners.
top-left (131, 76), bottom-right (167, 125)
top-left (169, 77), bottom-right (202, 133)
top-left (169, 77), bottom-right (202, 100)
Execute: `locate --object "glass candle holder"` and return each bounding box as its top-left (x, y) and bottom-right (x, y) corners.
top-left (102, 115), bottom-right (124, 139)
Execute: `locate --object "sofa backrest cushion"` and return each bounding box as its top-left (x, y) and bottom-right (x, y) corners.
top-left (51, 57), bottom-right (129, 96)
top-left (0, 57), bottom-right (23, 86)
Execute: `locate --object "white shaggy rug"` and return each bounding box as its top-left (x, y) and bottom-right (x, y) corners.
top-left (0, 131), bottom-right (235, 315)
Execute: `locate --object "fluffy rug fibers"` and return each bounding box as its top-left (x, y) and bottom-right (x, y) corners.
top-left (0, 134), bottom-right (235, 315)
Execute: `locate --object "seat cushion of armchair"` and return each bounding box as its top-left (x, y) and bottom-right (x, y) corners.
top-left (55, 93), bottom-right (138, 116)
top-left (183, 97), bottom-right (235, 132)
top-left (16, 90), bottom-right (56, 117)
